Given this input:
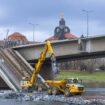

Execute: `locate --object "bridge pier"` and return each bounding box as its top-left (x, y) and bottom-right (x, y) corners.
top-left (38, 62), bottom-right (54, 80)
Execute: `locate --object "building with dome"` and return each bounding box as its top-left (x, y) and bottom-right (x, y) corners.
top-left (8, 32), bottom-right (28, 42)
top-left (0, 32), bottom-right (29, 48)
top-left (46, 17), bottom-right (77, 41)
top-left (5, 32), bottom-right (29, 47)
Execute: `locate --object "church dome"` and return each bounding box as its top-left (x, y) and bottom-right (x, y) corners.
top-left (8, 32), bottom-right (28, 42)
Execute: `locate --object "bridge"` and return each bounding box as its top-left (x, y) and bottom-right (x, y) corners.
top-left (0, 35), bottom-right (105, 91)
top-left (14, 35), bottom-right (105, 61)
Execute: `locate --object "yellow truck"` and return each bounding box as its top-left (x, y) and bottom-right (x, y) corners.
top-left (46, 78), bottom-right (84, 97)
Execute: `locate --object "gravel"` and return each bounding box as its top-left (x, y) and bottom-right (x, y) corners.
top-left (0, 91), bottom-right (105, 105)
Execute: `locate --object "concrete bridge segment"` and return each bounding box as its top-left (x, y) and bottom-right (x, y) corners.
top-left (0, 35), bottom-right (105, 91)
top-left (13, 35), bottom-right (105, 61)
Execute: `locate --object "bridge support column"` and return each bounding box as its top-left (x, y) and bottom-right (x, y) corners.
top-left (39, 62), bottom-right (54, 80)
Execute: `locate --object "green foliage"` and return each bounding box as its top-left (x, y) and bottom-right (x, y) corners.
top-left (56, 70), bottom-right (105, 82)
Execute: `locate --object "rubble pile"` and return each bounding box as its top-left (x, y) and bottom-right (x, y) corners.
top-left (0, 91), bottom-right (105, 105)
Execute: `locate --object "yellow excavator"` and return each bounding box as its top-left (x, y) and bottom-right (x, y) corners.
top-left (20, 41), bottom-right (58, 91)
top-left (20, 41), bottom-right (84, 96)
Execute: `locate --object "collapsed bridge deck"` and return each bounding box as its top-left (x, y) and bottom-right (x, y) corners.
top-left (0, 49), bottom-right (52, 91)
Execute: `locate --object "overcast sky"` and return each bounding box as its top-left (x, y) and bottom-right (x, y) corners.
top-left (0, 0), bottom-right (105, 41)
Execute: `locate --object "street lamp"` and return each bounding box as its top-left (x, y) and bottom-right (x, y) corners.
top-left (82, 10), bottom-right (92, 37)
top-left (29, 23), bottom-right (38, 42)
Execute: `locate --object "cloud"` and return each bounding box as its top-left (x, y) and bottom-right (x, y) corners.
top-left (0, 0), bottom-right (105, 41)
top-left (23, 30), bottom-right (50, 42)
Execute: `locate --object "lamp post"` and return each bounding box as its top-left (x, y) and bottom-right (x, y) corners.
top-left (82, 10), bottom-right (92, 37)
top-left (29, 23), bottom-right (38, 42)
top-left (5, 29), bottom-right (9, 48)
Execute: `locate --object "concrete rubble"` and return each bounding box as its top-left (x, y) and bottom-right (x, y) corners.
top-left (0, 91), bottom-right (105, 105)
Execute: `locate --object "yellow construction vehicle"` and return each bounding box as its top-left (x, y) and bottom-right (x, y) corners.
top-left (20, 41), bottom-right (84, 96)
top-left (46, 78), bottom-right (84, 97)
top-left (20, 41), bottom-right (58, 91)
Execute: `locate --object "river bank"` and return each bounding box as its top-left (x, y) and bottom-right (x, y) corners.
top-left (56, 70), bottom-right (105, 88)
top-left (1, 90), bottom-right (105, 105)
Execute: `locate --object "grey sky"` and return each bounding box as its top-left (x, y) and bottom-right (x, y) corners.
top-left (0, 0), bottom-right (105, 41)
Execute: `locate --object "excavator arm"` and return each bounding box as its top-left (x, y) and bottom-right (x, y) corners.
top-left (30, 41), bottom-right (53, 85)
top-left (21, 41), bottom-right (57, 89)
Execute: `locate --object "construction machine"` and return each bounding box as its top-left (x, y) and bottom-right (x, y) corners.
top-left (20, 41), bottom-right (84, 96)
top-left (20, 41), bottom-right (58, 91)
top-left (46, 78), bottom-right (84, 97)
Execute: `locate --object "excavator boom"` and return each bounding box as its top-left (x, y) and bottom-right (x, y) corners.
top-left (21, 41), bottom-right (58, 89)
top-left (30, 41), bottom-right (54, 84)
